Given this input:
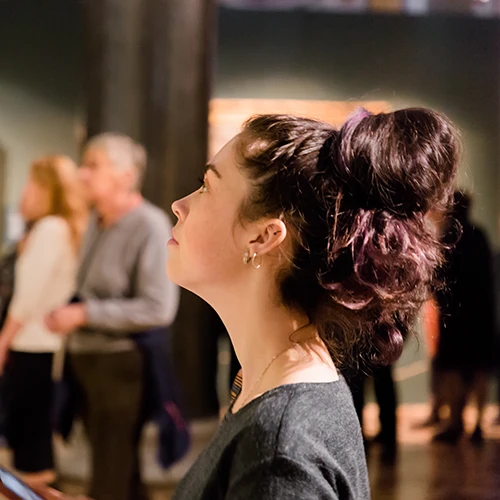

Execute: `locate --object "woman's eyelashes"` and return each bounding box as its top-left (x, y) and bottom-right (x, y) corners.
top-left (198, 177), bottom-right (208, 193)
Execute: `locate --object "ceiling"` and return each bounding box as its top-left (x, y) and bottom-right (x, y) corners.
top-left (219, 0), bottom-right (500, 18)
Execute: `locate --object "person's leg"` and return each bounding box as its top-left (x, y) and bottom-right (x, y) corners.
top-left (374, 364), bottom-right (397, 446)
top-left (70, 350), bottom-right (145, 500)
top-left (493, 336), bottom-right (500, 424)
top-left (431, 363), bottom-right (445, 422)
top-left (494, 366), bottom-right (500, 425)
top-left (4, 352), bottom-right (56, 486)
top-left (433, 370), bottom-right (466, 443)
top-left (415, 360), bottom-right (442, 428)
top-left (470, 371), bottom-right (489, 442)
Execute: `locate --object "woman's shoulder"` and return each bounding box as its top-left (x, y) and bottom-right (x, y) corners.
top-left (28, 216), bottom-right (72, 248)
top-left (234, 378), bottom-right (362, 456)
top-left (263, 378), bottom-right (358, 433)
top-left (33, 216), bottom-right (70, 236)
top-left (225, 379), bottom-right (366, 490)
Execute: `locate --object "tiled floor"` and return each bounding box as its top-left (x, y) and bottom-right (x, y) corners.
top-left (368, 441), bottom-right (500, 500)
top-left (2, 403), bottom-right (500, 499)
top-left (367, 403), bottom-right (500, 500)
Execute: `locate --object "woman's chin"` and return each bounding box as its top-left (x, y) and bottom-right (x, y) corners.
top-left (166, 263), bottom-right (181, 285)
top-left (166, 262), bottom-right (193, 290)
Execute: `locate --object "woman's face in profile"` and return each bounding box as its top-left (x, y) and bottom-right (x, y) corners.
top-left (19, 177), bottom-right (50, 222)
top-left (167, 136), bottom-right (256, 298)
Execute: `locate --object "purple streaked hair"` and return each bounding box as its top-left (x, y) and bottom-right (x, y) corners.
top-left (237, 108), bottom-right (459, 369)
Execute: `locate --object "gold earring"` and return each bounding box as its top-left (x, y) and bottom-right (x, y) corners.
top-left (252, 253), bottom-right (262, 270)
top-left (243, 248), bottom-right (251, 265)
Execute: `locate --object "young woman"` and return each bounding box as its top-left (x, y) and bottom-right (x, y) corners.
top-left (168, 108), bottom-right (459, 499)
top-left (0, 156), bottom-right (87, 488)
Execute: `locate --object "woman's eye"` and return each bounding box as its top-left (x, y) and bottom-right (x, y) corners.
top-left (198, 177), bottom-right (208, 193)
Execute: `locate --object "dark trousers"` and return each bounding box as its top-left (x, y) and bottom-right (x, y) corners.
top-left (350, 365), bottom-right (397, 444)
top-left (4, 351), bottom-right (55, 473)
top-left (429, 360), bottom-right (445, 420)
top-left (440, 370), bottom-right (489, 431)
top-left (70, 350), bottom-right (146, 500)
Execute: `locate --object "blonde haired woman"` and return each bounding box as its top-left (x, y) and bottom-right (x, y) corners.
top-left (0, 156), bottom-right (86, 488)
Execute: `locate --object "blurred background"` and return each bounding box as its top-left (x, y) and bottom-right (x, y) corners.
top-left (1, 0), bottom-right (500, 499)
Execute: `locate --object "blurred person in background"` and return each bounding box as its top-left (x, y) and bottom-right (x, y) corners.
top-left (0, 156), bottom-right (87, 488)
top-left (46, 134), bottom-right (179, 500)
top-left (493, 216), bottom-right (500, 426)
top-left (432, 192), bottom-right (495, 444)
top-left (168, 107), bottom-right (458, 500)
top-left (416, 210), bottom-right (449, 429)
top-left (349, 359), bottom-right (398, 462)
top-left (0, 223), bottom-right (34, 445)
top-left (418, 297), bottom-right (446, 427)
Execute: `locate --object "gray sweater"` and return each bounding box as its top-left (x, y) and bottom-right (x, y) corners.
top-left (68, 201), bottom-right (179, 353)
top-left (174, 378), bottom-right (370, 500)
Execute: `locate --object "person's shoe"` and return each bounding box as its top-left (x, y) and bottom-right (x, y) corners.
top-left (470, 425), bottom-right (484, 444)
top-left (432, 427), bottom-right (462, 444)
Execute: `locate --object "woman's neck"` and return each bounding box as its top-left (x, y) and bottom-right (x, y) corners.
top-left (212, 286), bottom-right (336, 409)
top-left (227, 305), bottom-right (311, 384)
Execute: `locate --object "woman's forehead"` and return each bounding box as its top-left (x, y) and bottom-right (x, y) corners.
top-left (211, 135), bottom-right (241, 169)
top-left (210, 136), bottom-right (251, 199)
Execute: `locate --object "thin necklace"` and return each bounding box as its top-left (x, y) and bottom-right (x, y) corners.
top-left (235, 324), bottom-right (318, 411)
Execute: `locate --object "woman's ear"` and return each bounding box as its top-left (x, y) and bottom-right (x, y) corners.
top-left (247, 218), bottom-right (287, 257)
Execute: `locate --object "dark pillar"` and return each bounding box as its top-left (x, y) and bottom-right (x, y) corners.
top-left (141, 0), bottom-right (220, 419)
top-left (84, 0), bottom-right (220, 418)
top-left (84, 0), bottom-right (145, 139)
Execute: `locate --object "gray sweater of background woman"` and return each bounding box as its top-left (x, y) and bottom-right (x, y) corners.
top-left (68, 201), bottom-right (179, 353)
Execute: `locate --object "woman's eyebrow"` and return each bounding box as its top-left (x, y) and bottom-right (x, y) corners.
top-left (204, 163), bottom-right (222, 179)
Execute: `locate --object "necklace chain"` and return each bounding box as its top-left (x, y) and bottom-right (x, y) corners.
top-left (236, 324), bottom-right (318, 411)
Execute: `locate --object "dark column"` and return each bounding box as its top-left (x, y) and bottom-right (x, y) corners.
top-left (84, 0), bottom-right (145, 139)
top-left (141, 0), bottom-right (220, 419)
top-left (84, 0), bottom-right (220, 418)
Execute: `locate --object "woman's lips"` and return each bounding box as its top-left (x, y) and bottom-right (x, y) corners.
top-left (168, 231), bottom-right (179, 245)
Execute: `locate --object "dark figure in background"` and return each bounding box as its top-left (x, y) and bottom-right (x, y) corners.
top-left (433, 192), bottom-right (496, 443)
top-left (493, 219), bottom-right (500, 426)
top-left (350, 364), bottom-right (398, 461)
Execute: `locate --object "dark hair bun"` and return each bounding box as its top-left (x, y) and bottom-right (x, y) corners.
top-left (329, 108), bottom-right (459, 217)
top-left (239, 108), bottom-right (460, 368)
top-left (318, 108), bottom-right (460, 365)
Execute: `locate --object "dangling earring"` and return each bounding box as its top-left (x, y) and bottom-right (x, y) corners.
top-left (243, 248), bottom-right (251, 265)
top-left (252, 253), bottom-right (262, 270)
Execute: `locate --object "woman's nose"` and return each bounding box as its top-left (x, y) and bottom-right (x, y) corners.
top-left (171, 197), bottom-right (187, 221)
